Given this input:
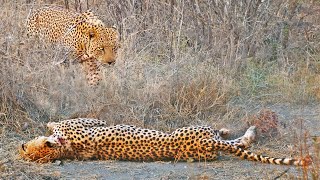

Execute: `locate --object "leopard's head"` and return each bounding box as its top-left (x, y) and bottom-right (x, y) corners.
top-left (85, 25), bottom-right (120, 65)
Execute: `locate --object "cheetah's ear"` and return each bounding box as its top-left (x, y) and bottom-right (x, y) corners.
top-left (47, 122), bottom-right (59, 130)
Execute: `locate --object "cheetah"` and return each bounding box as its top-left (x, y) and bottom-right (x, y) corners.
top-left (27, 7), bottom-right (120, 85)
top-left (19, 118), bottom-right (309, 166)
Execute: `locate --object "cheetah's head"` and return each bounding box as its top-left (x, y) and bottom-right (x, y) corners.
top-left (19, 136), bottom-right (63, 163)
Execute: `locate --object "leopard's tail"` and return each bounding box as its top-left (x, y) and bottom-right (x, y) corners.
top-left (201, 139), bottom-right (310, 166)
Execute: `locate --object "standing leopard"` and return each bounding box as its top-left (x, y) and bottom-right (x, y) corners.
top-left (19, 118), bottom-right (309, 166)
top-left (27, 7), bottom-right (120, 85)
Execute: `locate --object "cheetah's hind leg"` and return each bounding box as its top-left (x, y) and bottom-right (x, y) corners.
top-left (222, 126), bottom-right (256, 149)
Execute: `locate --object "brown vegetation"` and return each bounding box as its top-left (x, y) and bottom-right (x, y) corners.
top-left (245, 108), bottom-right (279, 139)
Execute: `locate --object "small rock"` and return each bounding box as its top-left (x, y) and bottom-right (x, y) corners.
top-left (53, 160), bottom-right (62, 166)
top-left (22, 123), bottom-right (29, 131)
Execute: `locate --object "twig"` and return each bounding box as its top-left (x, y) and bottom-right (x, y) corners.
top-left (273, 168), bottom-right (290, 180)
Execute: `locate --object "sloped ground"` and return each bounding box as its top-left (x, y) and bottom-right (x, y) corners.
top-left (1, 104), bottom-right (319, 180)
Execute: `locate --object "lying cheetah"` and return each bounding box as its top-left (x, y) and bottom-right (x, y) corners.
top-left (20, 118), bottom-right (309, 166)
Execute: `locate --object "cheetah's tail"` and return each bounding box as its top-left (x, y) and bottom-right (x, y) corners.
top-left (204, 139), bottom-right (311, 166)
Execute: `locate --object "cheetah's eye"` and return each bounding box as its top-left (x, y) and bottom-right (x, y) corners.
top-left (22, 143), bottom-right (26, 152)
top-left (99, 47), bottom-right (104, 51)
top-left (45, 141), bottom-right (54, 148)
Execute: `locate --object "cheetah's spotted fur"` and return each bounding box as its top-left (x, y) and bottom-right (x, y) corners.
top-left (20, 118), bottom-right (308, 166)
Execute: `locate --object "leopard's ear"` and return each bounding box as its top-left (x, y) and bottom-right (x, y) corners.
top-left (82, 10), bottom-right (95, 19)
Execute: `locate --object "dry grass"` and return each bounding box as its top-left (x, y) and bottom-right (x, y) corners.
top-left (0, 0), bottom-right (320, 179)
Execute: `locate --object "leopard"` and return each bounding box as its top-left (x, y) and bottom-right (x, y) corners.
top-left (19, 118), bottom-right (309, 166)
top-left (26, 7), bottom-right (120, 85)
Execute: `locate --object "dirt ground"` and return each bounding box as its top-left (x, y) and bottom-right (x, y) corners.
top-left (41, 160), bottom-right (305, 180)
top-left (1, 104), bottom-right (319, 180)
